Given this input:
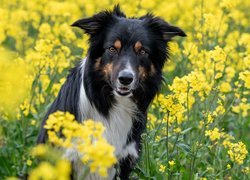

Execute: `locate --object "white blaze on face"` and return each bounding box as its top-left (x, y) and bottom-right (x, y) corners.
top-left (125, 61), bottom-right (135, 78)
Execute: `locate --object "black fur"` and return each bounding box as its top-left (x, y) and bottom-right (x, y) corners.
top-left (37, 65), bottom-right (82, 143)
top-left (37, 5), bottom-right (186, 179)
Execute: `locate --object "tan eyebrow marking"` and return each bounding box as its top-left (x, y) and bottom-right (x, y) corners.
top-left (134, 41), bottom-right (142, 52)
top-left (114, 40), bottom-right (122, 49)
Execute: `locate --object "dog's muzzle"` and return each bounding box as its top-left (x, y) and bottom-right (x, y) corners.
top-left (115, 70), bottom-right (134, 96)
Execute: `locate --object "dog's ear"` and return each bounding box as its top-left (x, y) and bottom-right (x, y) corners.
top-left (112, 4), bottom-right (126, 17)
top-left (141, 13), bottom-right (186, 41)
top-left (71, 11), bottom-right (112, 36)
top-left (71, 5), bottom-right (125, 36)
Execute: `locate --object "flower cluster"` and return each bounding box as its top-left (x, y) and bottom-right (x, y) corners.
top-left (29, 160), bottom-right (71, 180)
top-left (227, 142), bottom-right (248, 165)
top-left (44, 111), bottom-right (117, 177)
top-left (153, 71), bottom-right (212, 127)
top-left (205, 127), bottom-right (248, 165)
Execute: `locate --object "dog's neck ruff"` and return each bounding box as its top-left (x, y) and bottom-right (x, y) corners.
top-left (78, 58), bottom-right (137, 158)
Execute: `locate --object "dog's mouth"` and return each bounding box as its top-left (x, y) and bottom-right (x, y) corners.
top-left (115, 86), bottom-right (132, 96)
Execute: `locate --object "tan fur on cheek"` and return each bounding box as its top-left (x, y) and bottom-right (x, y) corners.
top-left (139, 64), bottom-right (156, 80)
top-left (102, 63), bottom-right (113, 79)
top-left (150, 63), bottom-right (156, 76)
top-left (139, 66), bottom-right (147, 79)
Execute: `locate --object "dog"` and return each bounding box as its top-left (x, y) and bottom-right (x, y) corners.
top-left (37, 5), bottom-right (186, 180)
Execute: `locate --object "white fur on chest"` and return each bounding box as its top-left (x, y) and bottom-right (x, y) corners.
top-left (79, 83), bottom-right (135, 157)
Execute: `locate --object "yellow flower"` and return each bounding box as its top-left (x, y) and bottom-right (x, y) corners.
top-left (227, 142), bottom-right (248, 165)
top-left (198, 121), bottom-right (205, 129)
top-left (31, 144), bottom-right (48, 157)
top-left (0, 54), bottom-right (31, 115)
top-left (239, 71), bottom-right (250, 89)
top-left (56, 160), bottom-right (71, 180)
top-left (147, 113), bottom-right (157, 128)
top-left (220, 0), bottom-right (238, 10)
top-left (27, 159), bottom-right (32, 166)
top-left (29, 160), bottom-right (71, 180)
top-left (169, 42), bottom-right (180, 55)
top-left (227, 164), bottom-right (231, 169)
top-left (209, 46), bottom-right (226, 62)
top-left (44, 111), bottom-right (117, 177)
top-left (220, 82), bottom-right (232, 93)
top-left (29, 162), bottom-right (57, 180)
top-left (140, 0), bottom-right (156, 9)
top-left (242, 167), bottom-right (250, 174)
top-left (159, 164), bottom-right (166, 172)
top-left (207, 113), bottom-right (214, 124)
top-left (168, 160), bottom-right (175, 167)
top-left (174, 127), bottom-right (182, 133)
top-left (215, 73), bottom-right (223, 79)
top-left (155, 135), bottom-right (161, 142)
top-left (232, 102), bottom-right (250, 117)
top-left (205, 128), bottom-right (222, 142)
top-left (31, 120), bottom-right (36, 125)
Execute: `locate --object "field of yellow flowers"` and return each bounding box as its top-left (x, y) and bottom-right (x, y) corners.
top-left (0, 0), bottom-right (249, 179)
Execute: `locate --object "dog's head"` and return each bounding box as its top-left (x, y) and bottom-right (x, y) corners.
top-left (72, 5), bottom-right (186, 97)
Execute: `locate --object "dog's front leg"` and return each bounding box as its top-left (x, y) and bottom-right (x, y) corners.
top-left (115, 154), bottom-right (138, 180)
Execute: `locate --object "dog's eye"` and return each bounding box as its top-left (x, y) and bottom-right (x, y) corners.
top-left (108, 47), bottom-right (117, 53)
top-left (139, 49), bottom-right (146, 55)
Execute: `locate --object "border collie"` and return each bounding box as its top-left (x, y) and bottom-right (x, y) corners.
top-left (37, 5), bottom-right (186, 180)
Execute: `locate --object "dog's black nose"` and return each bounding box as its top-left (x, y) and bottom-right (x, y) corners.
top-left (118, 71), bottom-right (134, 85)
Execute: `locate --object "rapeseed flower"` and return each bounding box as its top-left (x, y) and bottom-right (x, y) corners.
top-left (227, 142), bottom-right (248, 165)
top-left (44, 111), bottom-right (117, 177)
top-left (168, 160), bottom-right (175, 167)
top-left (159, 164), bottom-right (166, 172)
top-left (29, 160), bottom-right (71, 180)
top-left (205, 128), bottom-right (222, 142)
